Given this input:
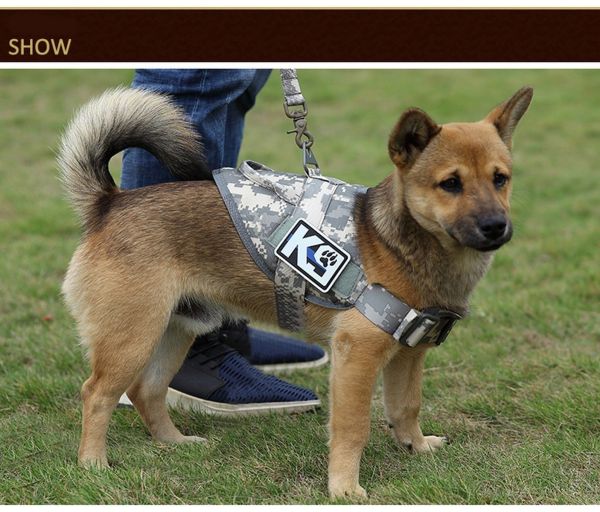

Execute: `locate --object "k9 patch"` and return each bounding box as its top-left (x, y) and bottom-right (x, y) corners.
top-left (275, 219), bottom-right (351, 293)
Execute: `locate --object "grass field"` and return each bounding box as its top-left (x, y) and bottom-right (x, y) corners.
top-left (0, 69), bottom-right (598, 504)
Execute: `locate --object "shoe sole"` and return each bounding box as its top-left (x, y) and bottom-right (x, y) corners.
top-left (117, 389), bottom-right (320, 416)
top-left (253, 352), bottom-right (329, 374)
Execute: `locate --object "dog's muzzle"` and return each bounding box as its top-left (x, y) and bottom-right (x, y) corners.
top-left (449, 215), bottom-right (513, 252)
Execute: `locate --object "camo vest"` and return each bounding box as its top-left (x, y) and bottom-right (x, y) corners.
top-left (213, 161), bottom-right (461, 347)
top-left (213, 161), bottom-right (368, 330)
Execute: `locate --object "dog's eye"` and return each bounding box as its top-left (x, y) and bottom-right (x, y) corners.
top-left (439, 177), bottom-right (462, 193)
top-left (493, 172), bottom-right (509, 188)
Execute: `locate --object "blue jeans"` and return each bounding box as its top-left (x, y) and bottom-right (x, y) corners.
top-left (121, 69), bottom-right (271, 189)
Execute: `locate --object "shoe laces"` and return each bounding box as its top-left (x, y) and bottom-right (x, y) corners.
top-left (188, 337), bottom-right (237, 370)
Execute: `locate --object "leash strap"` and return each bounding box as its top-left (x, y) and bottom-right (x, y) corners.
top-left (355, 284), bottom-right (462, 347)
top-left (280, 68), bottom-right (305, 107)
top-left (280, 69), bottom-right (320, 177)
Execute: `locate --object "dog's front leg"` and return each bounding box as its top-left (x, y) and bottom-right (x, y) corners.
top-left (328, 314), bottom-right (395, 499)
top-left (382, 347), bottom-right (448, 453)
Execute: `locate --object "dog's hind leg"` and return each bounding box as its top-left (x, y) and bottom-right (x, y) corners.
top-left (125, 313), bottom-right (222, 444)
top-left (382, 348), bottom-right (448, 453)
top-left (78, 310), bottom-right (171, 468)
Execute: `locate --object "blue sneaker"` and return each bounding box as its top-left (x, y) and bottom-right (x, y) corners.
top-left (119, 335), bottom-right (321, 416)
top-left (165, 338), bottom-right (320, 415)
top-left (215, 320), bottom-right (329, 373)
top-left (118, 321), bottom-right (326, 415)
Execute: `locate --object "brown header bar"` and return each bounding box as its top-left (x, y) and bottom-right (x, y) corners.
top-left (1, 9), bottom-right (598, 63)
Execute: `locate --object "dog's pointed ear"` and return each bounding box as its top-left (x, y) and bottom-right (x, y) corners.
top-left (388, 108), bottom-right (440, 169)
top-left (485, 86), bottom-right (533, 148)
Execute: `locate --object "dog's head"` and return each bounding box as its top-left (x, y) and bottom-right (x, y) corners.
top-left (388, 87), bottom-right (533, 252)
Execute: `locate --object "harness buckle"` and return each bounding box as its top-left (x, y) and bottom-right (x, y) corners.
top-left (427, 308), bottom-right (462, 345)
top-left (396, 308), bottom-right (462, 347)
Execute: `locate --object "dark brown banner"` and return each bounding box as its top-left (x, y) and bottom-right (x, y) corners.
top-left (1, 9), bottom-right (598, 62)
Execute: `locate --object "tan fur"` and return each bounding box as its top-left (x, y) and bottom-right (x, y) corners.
top-left (60, 86), bottom-right (532, 498)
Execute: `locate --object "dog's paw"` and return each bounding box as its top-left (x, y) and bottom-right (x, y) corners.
top-left (156, 433), bottom-right (207, 444)
top-left (411, 434), bottom-right (449, 454)
top-left (329, 482), bottom-right (368, 500)
top-left (179, 435), bottom-right (207, 444)
top-left (78, 455), bottom-right (109, 469)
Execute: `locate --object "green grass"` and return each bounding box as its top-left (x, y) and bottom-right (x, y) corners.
top-left (0, 69), bottom-right (599, 504)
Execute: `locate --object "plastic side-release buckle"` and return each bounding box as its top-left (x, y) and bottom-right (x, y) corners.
top-left (428, 308), bottom-right (462, 345)
top-left (394, 308), bottom-right (461, 347)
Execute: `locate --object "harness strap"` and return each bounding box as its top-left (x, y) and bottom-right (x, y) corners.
top-left (274, 177), bottom-right (338, 330)
top-left (355, 284), bottom-right (462, 347)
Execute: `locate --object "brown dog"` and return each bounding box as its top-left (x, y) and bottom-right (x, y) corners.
top-left (59, 85), bottom-right (532, 498)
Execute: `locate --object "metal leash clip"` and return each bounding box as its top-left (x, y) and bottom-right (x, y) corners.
top-left (284, 102), bottom-right (315, 149)
top-left (280, 69), bottom-right (321, 177)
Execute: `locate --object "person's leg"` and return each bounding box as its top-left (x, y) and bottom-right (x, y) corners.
top-left (121, 68), bottom-right (270, 186)
top-left (119, 69), bottom-right (326, 415)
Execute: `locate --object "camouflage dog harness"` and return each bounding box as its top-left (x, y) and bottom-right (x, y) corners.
top-left (213, 160), bottom-right (460, 347)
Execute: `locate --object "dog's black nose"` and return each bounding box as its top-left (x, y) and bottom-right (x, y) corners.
top-left (478, 215), bottom-right (507, 240)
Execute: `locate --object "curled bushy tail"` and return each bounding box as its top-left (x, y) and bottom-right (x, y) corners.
top-left (57, 87), bottom-right (209, 230)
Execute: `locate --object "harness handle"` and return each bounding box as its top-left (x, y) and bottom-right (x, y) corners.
top-left (280, 69), bottom-right (321, 177)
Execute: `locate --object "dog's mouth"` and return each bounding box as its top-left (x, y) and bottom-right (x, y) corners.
top-left (446, 220), bottom-right (513, 252)
top-left (469, 235), bottom-right (511, 252)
